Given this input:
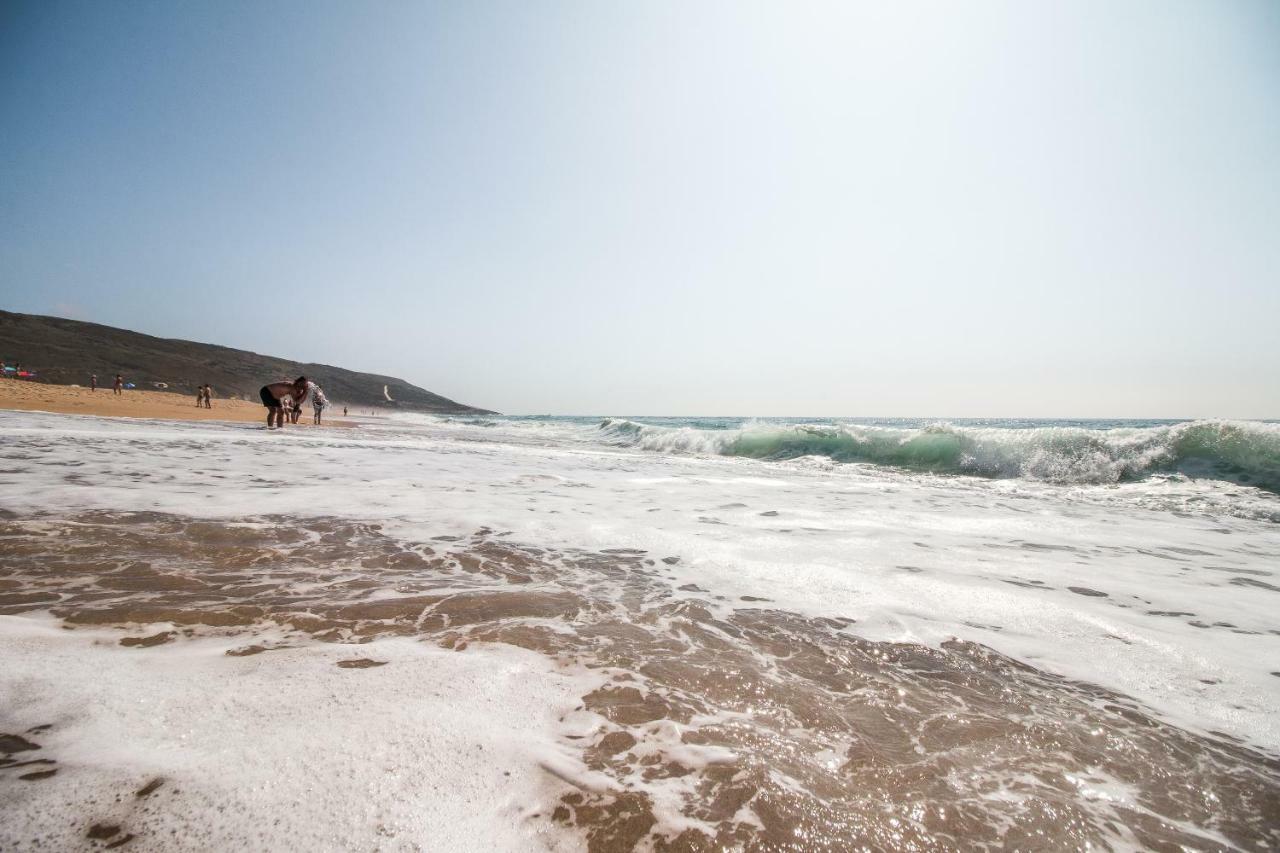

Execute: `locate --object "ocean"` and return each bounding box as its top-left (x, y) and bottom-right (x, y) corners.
top-left (1, 410), bottom-right (1277, 850)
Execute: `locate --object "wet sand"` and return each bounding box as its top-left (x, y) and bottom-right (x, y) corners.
top-left (0, 380), bottom-right (350, 427)
top-left (2, 511), bottom-right (1277, 851)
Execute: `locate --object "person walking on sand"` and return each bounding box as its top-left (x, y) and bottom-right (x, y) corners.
top-left (203, 384), bottom-right (213, 409)
top-left (311, 385), bottom-right (328, 425)
top-left (113, 374), bottom-right (123, 395)
top-left (258, 376), bottom-right (311, 429)
top-left (195, 385), bottom-right (204, 406)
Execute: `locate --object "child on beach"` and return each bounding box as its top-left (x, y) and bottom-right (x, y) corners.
top-left (312, 386), bottom-right (327, 424)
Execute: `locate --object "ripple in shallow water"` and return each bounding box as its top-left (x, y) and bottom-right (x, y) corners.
top-left (1, 511), bottom-right (1277, 851)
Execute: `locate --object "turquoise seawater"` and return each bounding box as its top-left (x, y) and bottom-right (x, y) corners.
top-left (439, 415), bottom-right (1280, 491)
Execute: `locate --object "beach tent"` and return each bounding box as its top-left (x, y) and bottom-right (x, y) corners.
top-left (124, 382), bottom-right (136, 389)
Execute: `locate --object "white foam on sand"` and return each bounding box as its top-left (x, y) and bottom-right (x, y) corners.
top-left (2, 410), bottom-right (1279, 752)
top-left (0, 615), bottom-right (599, 852)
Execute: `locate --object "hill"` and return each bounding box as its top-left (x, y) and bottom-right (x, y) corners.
top-left (0, 310), bottom-right (494, 414)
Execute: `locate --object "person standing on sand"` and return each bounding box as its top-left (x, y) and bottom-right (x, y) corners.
top-left (195, 385), bottom-right (204, 406)
top-left (203, 384), bottom-right (213, 409)
top-left (311, 385), bottom-right (327, 425)
top-left (113, 374), bottom-right (123, 395)
top-left (90, 374), bottom-right (97, 392)
top-left (258, 377), bottom-right (311, 429)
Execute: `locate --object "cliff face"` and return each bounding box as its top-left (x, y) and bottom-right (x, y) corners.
top-left (0, 310), bottom-right (495, 414)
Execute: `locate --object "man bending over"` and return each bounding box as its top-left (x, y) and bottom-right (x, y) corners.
top-left (259, 376), bottom-right (311, 429)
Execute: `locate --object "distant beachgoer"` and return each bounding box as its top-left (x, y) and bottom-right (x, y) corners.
top-left (196, 385), bottom-right (204, 406)
top-left (312, 386), bottom-right (328, 425)
top-left (113, 374), bottom-right (123, 395)
top-left (343, 406), bottom-right (348, 417)
top-left (203, 384), bottom-right (213, 409)
top-left (90, 374), bottom-right (97, 392)
top-left (258, 377), bottom-right (310, 429)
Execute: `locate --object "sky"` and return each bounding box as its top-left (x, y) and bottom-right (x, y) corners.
top-left (2, 1), bottom-right (1278, 417)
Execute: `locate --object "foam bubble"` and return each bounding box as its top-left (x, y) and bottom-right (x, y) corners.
top-left (0, 615), bottom-right (597, 852)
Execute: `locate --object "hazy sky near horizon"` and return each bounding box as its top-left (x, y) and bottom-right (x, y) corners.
top-left (2, 1), bottom-right (1278, 417)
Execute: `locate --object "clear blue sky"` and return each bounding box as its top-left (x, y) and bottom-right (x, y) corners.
top-left (2, 0), bottom-right (1278, 417)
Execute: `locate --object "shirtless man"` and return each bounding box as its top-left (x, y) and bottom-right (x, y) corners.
top-left (258, 376), bottom-right (311, 429)
top-left (113, 374), bottom-right (123, 395)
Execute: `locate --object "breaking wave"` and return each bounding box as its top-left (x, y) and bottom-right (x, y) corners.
top-left (600, 418), bottom-right (1280, 489)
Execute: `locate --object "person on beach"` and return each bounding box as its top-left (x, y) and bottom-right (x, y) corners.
top-left (113, 374), bottom-right (123, 395)
top-left (258, 376), bottom-right (311, 429)
top-left (343, 406), bottom-right (348, 417)
top-left (195, 385), bottom-right (204, 406)
top-left (311, 386), bottom-right (328, 425)
top-left (90, 374), bottom-right (97, 392)
top-left (203, 384), bottom-right (213, 409)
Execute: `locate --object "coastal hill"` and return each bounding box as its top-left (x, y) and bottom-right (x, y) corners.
top-left (0, 310), bottom-right (494, 414)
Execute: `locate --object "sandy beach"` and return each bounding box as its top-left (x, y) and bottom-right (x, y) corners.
top-left (0, 380), bottom-right (350, 427)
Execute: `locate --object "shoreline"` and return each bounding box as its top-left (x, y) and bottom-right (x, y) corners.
top-left (0, 380), bottom-right (354, 428)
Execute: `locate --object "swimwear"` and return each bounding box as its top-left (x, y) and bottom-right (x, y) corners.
top-left (259, 386), bottom-right (279, 408)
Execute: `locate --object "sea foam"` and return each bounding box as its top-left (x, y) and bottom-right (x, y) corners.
top-left (0, 616), bottom-right (595, 852)
top-left (599, 417), bottom-right (1280, 490)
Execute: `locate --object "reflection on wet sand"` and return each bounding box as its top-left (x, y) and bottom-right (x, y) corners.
top-left (1, 511), bottom-right (1277, 851)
